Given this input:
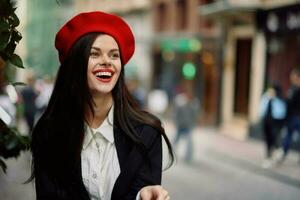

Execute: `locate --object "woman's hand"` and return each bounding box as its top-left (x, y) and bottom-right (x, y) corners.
top-left (140, 185), bottom-right (170, 200)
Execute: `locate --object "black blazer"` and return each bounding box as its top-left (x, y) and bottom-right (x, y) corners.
top-left (34, 123), bottom-right (163, 200)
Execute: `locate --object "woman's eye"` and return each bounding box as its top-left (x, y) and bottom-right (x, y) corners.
top-left (111, 53), bottom-right (120, 59)
top-left (90, 52), bottom-right (99, 57)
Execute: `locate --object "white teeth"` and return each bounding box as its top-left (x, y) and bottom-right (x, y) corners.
top-left (95, 71), bottom-right (112, 77)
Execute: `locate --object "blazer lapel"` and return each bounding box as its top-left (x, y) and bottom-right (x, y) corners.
top-left (111, 125), bottom-right (144, 199)
top-left (70, 160), bottom-right (91, 200)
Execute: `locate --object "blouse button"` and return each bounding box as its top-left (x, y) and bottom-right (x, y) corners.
top-left (92, 173), bottom-right (97, 179)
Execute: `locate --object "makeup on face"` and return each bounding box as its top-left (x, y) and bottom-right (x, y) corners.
top-left (93, 68), bottom-right (115, 83)
top-left (87, 34), bottom-right (122, 95)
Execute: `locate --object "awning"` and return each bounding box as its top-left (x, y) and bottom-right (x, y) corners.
top-left (158, 37), bottom-right (202, 53)
top-left (199, 1), bottom-right (259, 16)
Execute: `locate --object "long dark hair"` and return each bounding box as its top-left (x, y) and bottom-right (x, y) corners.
top-left (29, 32), bottom-right (174, 181)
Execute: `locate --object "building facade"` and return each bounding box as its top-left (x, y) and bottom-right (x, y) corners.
top-left (25, 0), bottom-right (74, 77)
top-left (152, 0), bottom-right (221, 125)
top-left (200, 0), bottom-right (300, 139)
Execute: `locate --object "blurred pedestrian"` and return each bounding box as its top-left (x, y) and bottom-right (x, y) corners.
top-left (34, 75), bottom-right (54, 122)
top-left (126, 77), bottom-right (146, 108)
top-left (29, 11), bottom-right (174, 200)
top-left (172, 82), bottom-right (200, 162)
top-left (20, 74), bottom-right (37, 134)
top-left (279, 68), bottom-right (300, 164)
top-left (148, 89), bottom-right (169, 119)
top-left (259, 83), bottom-right (286, 168)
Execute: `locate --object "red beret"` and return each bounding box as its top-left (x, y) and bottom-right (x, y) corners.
top-left (55, 11), bottom-right (135, 65)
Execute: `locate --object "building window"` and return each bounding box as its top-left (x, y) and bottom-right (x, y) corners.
top-left (177, 0), bottom-right (187, 30)
top-left (156, 3), bottom-right (167, 32)
top-left (199, 0), bottom-right (214, 5)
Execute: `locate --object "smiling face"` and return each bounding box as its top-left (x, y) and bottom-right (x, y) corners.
top-left (87, 34), bottom-right (122, 97)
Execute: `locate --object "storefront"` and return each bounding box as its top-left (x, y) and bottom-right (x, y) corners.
top-left (257, 3), bottom-right (300, 96)
top-left (152, 36), bottom-right (220, 125)
top-left (248, 3), bottom-right (300, 140)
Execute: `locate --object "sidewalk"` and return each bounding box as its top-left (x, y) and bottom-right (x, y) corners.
top-left (163, 120), bottom-right (300, 188)
top-left (0, 151), bottom-right (35, 200)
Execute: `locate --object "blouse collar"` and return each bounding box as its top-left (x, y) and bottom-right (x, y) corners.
top-left (83, 105), bottom-right (114, 149)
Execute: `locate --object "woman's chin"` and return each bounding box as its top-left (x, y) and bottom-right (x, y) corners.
top-left (90, 87), bottom-right (113, 96)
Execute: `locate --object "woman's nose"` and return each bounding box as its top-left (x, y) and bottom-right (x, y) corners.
top-left (99, 54), bottom-right (111, 66)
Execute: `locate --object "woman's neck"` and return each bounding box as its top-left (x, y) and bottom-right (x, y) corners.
top-left (86, 93), bottom-right (113, 129)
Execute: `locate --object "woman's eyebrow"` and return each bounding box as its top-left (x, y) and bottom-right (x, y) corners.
top-left (110, 49), bottom-right (120, 52)
top-left (91, 47), bottom-right (101, 51)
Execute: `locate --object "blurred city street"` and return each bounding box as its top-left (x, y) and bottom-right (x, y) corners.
top-left (1, 119), bottom-right (300, 200)
top-left (162, 120), bottom-right (300, 200)
top-left (1, 0), bottom-right (300, 200)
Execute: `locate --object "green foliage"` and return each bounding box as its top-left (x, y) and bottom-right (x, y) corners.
top-left (0, 0), bottom-right (29, 173)
top-left (0, 0), bottom-right (24, 68)
top-left (9, 54), bottom-right (24, 68)
top-left (0, 119), bottom-right (30, 173)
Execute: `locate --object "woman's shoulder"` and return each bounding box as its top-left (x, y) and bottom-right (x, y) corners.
top-left (132, 111), bottom-right (163, 142)
top-left (133, 110), bottom-right (161, 128)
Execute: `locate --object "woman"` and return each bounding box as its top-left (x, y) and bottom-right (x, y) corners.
top-left (259, 83), bottom-right (286, 168)
top-left (30, 11), bottom-right (174, 200)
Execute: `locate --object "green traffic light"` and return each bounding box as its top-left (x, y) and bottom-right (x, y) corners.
top-left (182, 62), bottom-right (196, 80)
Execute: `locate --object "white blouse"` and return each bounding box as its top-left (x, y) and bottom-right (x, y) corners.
top-left (81, 106), bottom-right (120, 200)
top-left (81, 106), bottom-right (141, 200)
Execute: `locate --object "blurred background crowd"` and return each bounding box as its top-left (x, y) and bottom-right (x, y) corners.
top-left (1, 0), bottom-right (300, 200)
